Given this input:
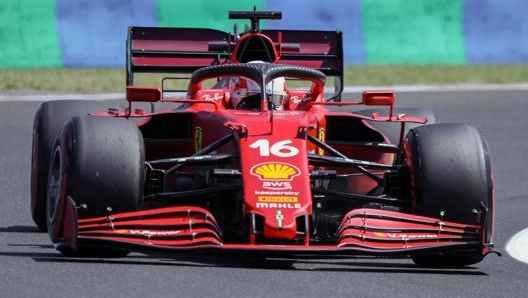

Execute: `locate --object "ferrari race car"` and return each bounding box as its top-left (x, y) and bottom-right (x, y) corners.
top-left (30, 10), bottom-right (497, 267)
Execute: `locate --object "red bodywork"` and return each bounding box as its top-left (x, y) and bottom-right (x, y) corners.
top-left (55, 11), bottom-right (494, 260)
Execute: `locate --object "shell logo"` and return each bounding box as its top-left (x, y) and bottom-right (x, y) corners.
top-left (250, 162), bottom-right (300, 181)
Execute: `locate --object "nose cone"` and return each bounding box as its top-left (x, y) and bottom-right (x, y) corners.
top-left (263, 210), bottom-right (298, 240)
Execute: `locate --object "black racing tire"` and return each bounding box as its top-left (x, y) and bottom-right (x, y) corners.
top-left (46, 116), bottom-right (144, 256)
top-left (354, 108), bottom-right (437, 144)
top-left (31, 100), bottom-right (121, 231)
top-left (402, 123), bottom-right (494, 267)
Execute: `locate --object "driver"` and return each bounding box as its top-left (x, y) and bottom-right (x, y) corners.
top-left (265, 76), bottom-right (287, 110)
top-left (233, 76), bottom-right (288, 110)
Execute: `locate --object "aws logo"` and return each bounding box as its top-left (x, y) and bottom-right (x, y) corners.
top-left (262, 181), bottom-right (292, 190)
top-left (250, 162), bottom-right (300, 181)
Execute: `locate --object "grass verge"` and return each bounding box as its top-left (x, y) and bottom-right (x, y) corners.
top-left (1, 65), bottom-right (528, 93)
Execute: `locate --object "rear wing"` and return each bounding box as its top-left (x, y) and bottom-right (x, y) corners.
top-left (126, 26), bottom-right (344, 98)
top-left (126, 27), bottom-right (232, 86)
top-left (261, 29), bottom-right (343, 77)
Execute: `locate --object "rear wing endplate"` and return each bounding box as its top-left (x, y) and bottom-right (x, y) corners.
top-left (126, 27), bottom-right (232, 86)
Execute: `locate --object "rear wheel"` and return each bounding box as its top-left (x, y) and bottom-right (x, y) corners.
top-left (31, 100), bottom-right (121, 231)
top-left (402, 123), bottom-right (493, 267)
top-left (46, 116), bottom-right (145, 256)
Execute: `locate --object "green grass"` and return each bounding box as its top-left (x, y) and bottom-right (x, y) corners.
top-left (1, 65), bottom-right (528, 93)
top-left (345, 64), bottom-right (528, 86)
top-left (0, 69), bottom-right (125, 93)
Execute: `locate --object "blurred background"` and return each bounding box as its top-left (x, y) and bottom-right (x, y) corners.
top-left (1, 0), bottom-right (527, 92)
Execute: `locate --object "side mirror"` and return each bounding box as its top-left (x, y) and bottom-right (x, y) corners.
top-left (362, 90), bottom-right (395, 119)
top-left (362, 91), bottom-right (395, 106)
top-left (126, 86), bottom-right (161, 102)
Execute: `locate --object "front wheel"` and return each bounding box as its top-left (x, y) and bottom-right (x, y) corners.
top-left (46, 116), bottom-right (145, 256)
top-left (31, 100), bottom-right (122, 231)
top-left (402, 123), bottom-right (494, 267)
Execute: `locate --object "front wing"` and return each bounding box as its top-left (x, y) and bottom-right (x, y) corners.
top-left (60, 197), bottom-right (491, 256)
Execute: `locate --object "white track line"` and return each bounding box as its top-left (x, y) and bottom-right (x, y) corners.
top-left (506, 227), bottom-right (528, 265)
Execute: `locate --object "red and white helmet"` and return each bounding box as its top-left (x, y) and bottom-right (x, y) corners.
top-left (265, 76), bottom-right (287, 109)
top-left (230, 61), bottom-right (288, 109)
top-left (230, 76), bottom-right (260, 108)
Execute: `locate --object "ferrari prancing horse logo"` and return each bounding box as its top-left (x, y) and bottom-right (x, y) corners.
top-left (318, 128), bottom-right (325, 155)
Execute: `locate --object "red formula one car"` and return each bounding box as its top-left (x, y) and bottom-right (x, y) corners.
top-left (31, 10), bottom-right (497, 267)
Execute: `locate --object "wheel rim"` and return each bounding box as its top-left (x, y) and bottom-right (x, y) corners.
top-left (47, 145), bottom-right (63, 230)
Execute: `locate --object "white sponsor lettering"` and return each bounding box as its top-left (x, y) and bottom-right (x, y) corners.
top-left (255, 190), bottom-right (300, 196)
top-left (262, 181), bottom-right (292, 190)
top-left (290, 95), bottom-right (302, 104)
top-left (256, 202), bottom-right (302, 209)
top-left (202, 92), bottom-right (223, 101)
top-left (129, 230), bottom-right (181, 236)
top-left (385, 233), bottom-right (437, 240)
top-left (249, 139), bottom-right (299, 157)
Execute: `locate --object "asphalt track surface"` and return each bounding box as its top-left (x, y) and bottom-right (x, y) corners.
top-left (1, 90), bottom-right (527, 298)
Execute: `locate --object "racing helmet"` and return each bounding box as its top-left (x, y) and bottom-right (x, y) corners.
top-left (231, 61), bottom-right (288, 110)
top-left (247, 60), bottom-right (287, 109)
top-left (230, 76), bottom-right (261, 108)
top-left (265, 76), bottom-right (287, 109)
